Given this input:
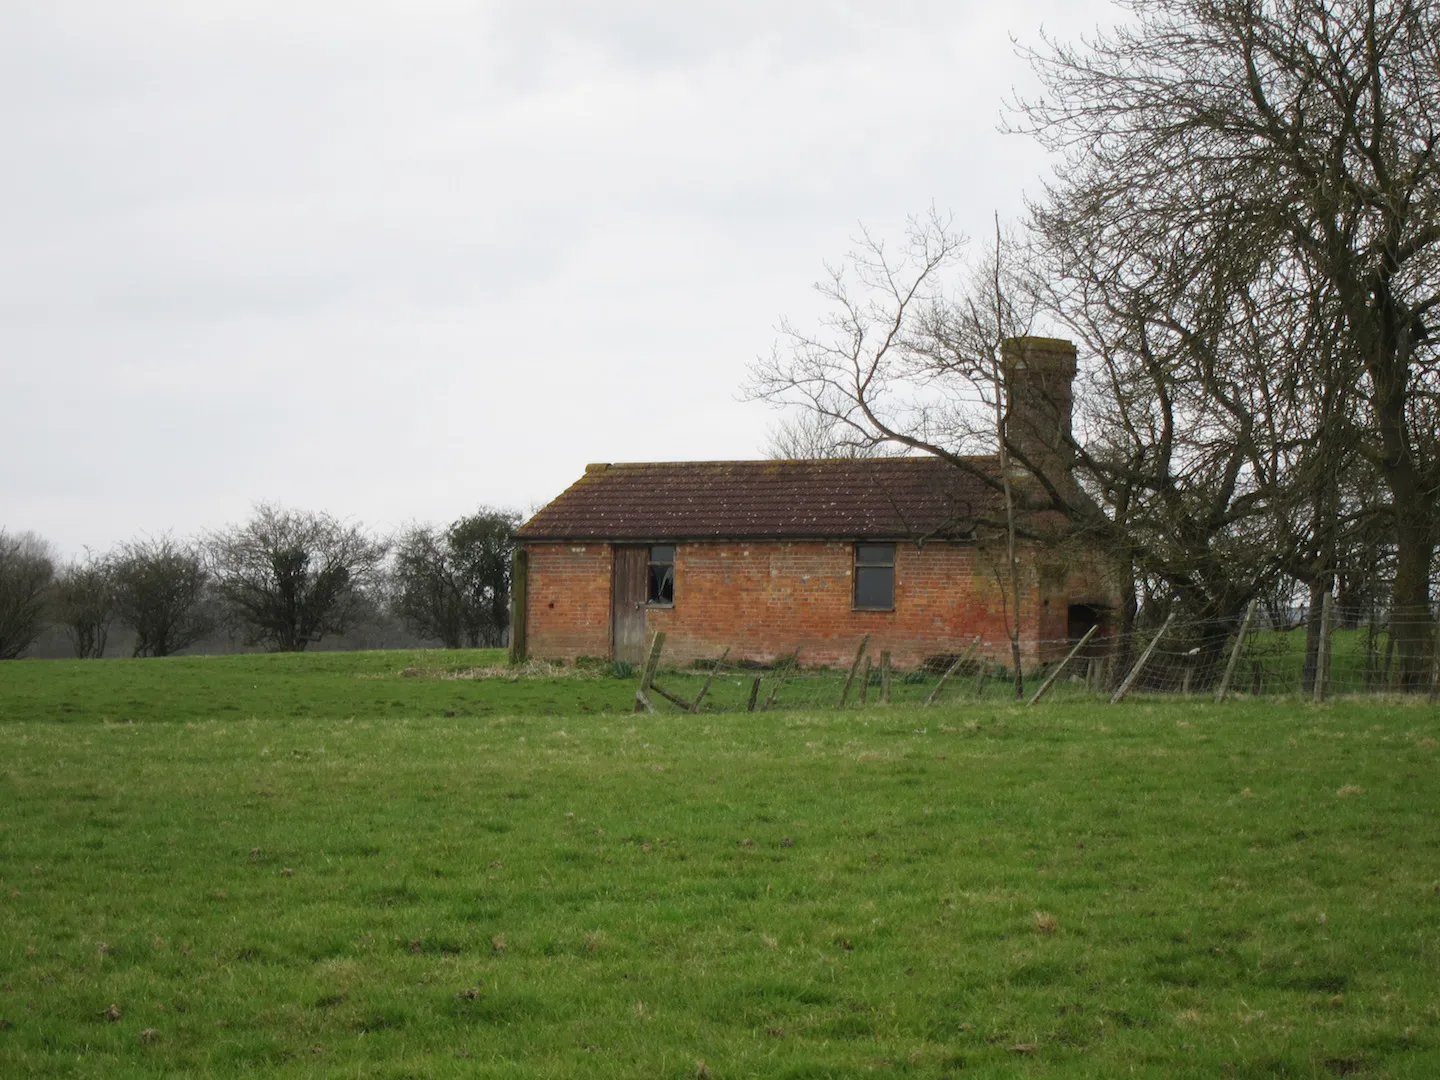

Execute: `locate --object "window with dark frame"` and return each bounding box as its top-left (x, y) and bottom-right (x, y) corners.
top-left (853, 543), bottom-right (895, 610)
top-left (647, 545), bottom-right (675, 605)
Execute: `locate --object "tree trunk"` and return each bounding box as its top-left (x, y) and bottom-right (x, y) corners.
top-left (1301, 577), bottom-right (1327, 695)
top-left (1390, 511), bottom-right (1435, 691)
top-left (1108, 571), bottom-right (1137, 692)
top-left (1192, 616), bottom-right (1237, 692)
top-left (1367, 316), bottom-right (1436, 690)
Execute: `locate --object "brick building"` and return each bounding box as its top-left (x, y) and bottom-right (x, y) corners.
top-left (510, 337), bottom-right (1119, 669)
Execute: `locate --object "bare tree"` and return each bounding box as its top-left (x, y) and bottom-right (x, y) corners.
top-left (915, 221), bottom-right (1045, 695)
top-left (391, 509), bottom-right (519, 648)
top-left (751, 203), bottom-right (1327, 689)
top-left (1029, 188), bottom-right (1343, 678)
top-left (750, 215), bottom-right (1075, 691)
top-left (0, 530), bottom-right (55, 660)
top-left (53, 553), bottom-right (116, 659)
top-left (113, 536), bottom-right (211, 657)
top-left (209, 505), bottom-right (386, 652)
top-left (750, 212), bottom-right (987, 466)
top-left (1014, 0), bottom-right (1440, 685)
top-left (763, 411), bottom-right (887, 460)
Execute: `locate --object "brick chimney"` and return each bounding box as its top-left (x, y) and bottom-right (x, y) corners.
top-left (1000, 336), bottom-right (1078, 494)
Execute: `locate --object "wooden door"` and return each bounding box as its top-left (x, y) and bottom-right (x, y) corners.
top-left (612, 546), bottom-right (648, 663)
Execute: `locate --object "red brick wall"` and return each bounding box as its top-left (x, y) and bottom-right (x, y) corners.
top-left (522, 539), bottom-right (1102, 669)
top-left (524, 543), bottom-right (613, 659)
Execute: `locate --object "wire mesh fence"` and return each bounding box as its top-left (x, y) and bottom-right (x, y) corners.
top-left (630, 602), bottom-right (1440, 714)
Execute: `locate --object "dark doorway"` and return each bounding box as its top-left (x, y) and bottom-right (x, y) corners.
top-left (612, 546), bottom-right (648, 663)
top-left (1068, 604), bottom-right (1106, 653)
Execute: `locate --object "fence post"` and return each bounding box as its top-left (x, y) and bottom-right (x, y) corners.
top-left (762, 646), bottom-right (800, 711)
top-left (1027, 624), bottom-right (1098, 706)
top-left (1214, 601), bottom-right (1256, 702)
top-left (1110, 613), bottom-right (1175, 704)
top-left (747, 675), bottom-right (762, 712)
top-left (688, 647), bottom-right (730, 714)
top-left (973, 665), bottom-right (989, 700)
top-left (1180, 649), bottom-right (1197, 696)
top-left (926, 638), bottom-right (980, 706)
top-left (879, 652), bottom-right (892, 704)
top-left (859, 656), bottom-right (872, 704)
top-left (839, 635), bottom-right (870, 706)
top-left (633, 631), bottom-right (666, 713)
top-left (1313, 592), bottom-right (1333, 704)
top-left (648, 681), bottom-right (694, 710)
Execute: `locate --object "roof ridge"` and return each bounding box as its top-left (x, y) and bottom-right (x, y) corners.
top-left (586, 455), bottom-right (999, 468)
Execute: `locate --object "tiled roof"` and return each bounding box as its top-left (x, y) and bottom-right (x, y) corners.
top-left (517, 457), bottom-right (999, 541)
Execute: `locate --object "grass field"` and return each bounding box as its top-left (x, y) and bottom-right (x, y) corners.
top-left (1, 651), bottom-right (1438, 1078)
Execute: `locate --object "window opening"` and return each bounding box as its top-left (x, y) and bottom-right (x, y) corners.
top-left (853, 543), bottom-right (895, 610)
top-left (648, 545), bottom-right (675, 605)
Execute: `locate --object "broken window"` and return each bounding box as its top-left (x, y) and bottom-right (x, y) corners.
top-left (853, 543), bottom-right (895, 610)
top-left (648, 545), bottom-right (675, 605)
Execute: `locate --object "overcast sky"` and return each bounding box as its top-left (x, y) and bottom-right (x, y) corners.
top-left (1, 0), bottom-right (1121, 557)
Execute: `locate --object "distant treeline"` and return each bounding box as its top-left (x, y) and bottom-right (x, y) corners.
top-left (0, 506), bottom-right (518, 660)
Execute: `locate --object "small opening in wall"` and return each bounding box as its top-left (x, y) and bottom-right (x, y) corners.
top-left (648, 545), bottom-right (675, 605)
top-left (1067, 603), bottom-right (1106, 654)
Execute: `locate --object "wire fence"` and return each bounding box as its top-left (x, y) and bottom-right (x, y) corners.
top-left (630, 602), bottom-right (1440, 713)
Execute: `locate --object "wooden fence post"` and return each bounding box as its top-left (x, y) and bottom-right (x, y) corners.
top-left (879, 652), bottom-right (892, 704)
top-left (689, 648), bottom-right (730, 714)
top-left (1313, 592), bottom-right (1333, 704)
top-left (1180, 648), bottom-right (1199, 696)
top-left (973, 665), bottom-right (989, 700)
top-left (859, 657), bottom-right (872, 705)
top-left (1027, 624), bottom-right (1098, 706)
top-left (762, 647), bottom-right (801, 711)
top-left (925, 638), bottom-right (980, 706)
top-left (839, 635), bottom-right (870, 706)
top-left (1214, 600), bottom-right (1256, 702)
top-left (747, 675), bottom-right (762, 713)
top-left (1110, 613), bottom-right (1175, 704)
top-left (633, 631), bottom-right (666, 713)
top-left (648, 682), bottom-right (695, 710)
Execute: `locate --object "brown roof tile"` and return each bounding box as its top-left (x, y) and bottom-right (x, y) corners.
top-left (517, 457), bottom-right (998, 541)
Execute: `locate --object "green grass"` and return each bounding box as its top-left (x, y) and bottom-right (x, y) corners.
top-left (1, 652), bottom-right (1438, 1078)
top-left (0, 647), bottom-right (1096, 721)
top-left (1240, 627), bottom-right (1434, 696)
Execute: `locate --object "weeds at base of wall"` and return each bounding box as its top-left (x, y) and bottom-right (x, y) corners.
top-left (400, 659), bottom-right (597, 681)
